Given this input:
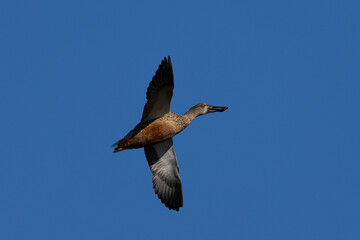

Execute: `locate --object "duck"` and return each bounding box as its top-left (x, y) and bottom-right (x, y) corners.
top-left (112, 56), bottom-right (228, 211)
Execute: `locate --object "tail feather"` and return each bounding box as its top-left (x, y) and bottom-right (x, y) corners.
top-left (113, 147), bottom-right (124, 153)
top-left (112, 139), bottom-right (131, 153)
top-left (112, 139), bottom-right (122, 147)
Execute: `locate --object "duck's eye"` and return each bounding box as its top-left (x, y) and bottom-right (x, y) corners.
top-left (201, 104), bottom-right (205, 107)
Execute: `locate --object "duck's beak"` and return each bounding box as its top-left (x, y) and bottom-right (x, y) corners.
top-left (208, 105), bottom-right (228, 113)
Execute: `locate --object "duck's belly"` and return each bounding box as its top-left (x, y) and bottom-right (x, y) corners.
top-left (129, 120), bottom-right (177, 148)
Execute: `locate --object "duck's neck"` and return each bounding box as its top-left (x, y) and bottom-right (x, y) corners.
top-left (183, 108), bottom-right (201, 122)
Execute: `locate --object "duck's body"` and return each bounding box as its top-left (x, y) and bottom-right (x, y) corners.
top-left (112, 56), bottom-right (227, 211)
top-left (114, 112), bottom-right (190, 150)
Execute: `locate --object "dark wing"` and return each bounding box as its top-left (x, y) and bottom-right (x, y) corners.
top-left (144, 138), bottom-right (183, 211)
top-left (142, 56), bottom-right (174, 122)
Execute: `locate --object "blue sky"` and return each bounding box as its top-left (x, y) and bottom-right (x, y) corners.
top-left (1, 0), bottom-right (359, 239)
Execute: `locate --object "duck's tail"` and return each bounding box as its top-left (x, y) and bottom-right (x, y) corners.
top-left (113, 147), bottom-right (124, 153)
top-left (112, 139), bottom-right (131, 153)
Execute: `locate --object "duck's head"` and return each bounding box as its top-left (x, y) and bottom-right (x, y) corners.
top-left (186, 103), bottom-right (228, 119)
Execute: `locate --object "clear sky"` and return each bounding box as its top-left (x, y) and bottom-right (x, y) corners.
top-left (1, 0), bottom-right (359, 239)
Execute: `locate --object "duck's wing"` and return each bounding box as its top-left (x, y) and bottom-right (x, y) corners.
top-left (142, 56), bottom-right (174, 122)
top-left (144, 138), bottom-right (183, 211)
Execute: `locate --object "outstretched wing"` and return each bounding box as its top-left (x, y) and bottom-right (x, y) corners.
top-left (144, 138), bottom-right (183, 211)
top-left (142, 56), bottom-right (174, 122)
